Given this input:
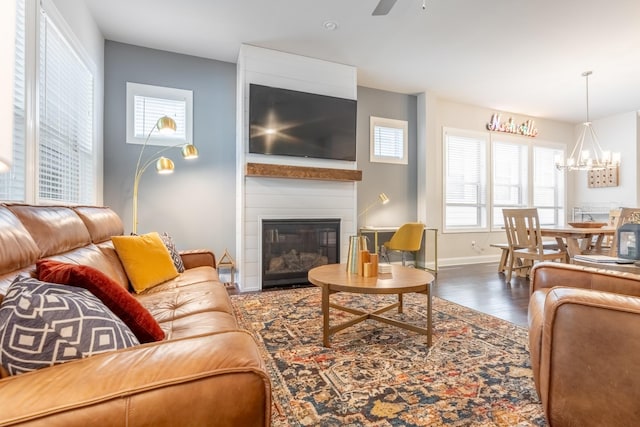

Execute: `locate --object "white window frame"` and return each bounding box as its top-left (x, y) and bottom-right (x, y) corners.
top-left (491, 135), bottom-right (530, 229)
top-left (0, 0), bottom-right (99, 205)
top-left (443, 127), bottom-right (490, 233)
top-left (37, 0), bottom-right (96, 204)
top-left (370, 116), bottom-right (408, 164)
top-left (442, 127), bottom-right (566, 233)
top-left (126, 82), bottom-right (193, 147)
top-left (532, 143), bottom-right (566, 226)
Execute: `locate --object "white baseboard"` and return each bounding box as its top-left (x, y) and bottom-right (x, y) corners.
top-left (435, 254), bottom-right (501, 267)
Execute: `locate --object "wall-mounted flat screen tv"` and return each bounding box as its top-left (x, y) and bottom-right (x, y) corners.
top-left (249, 83), bottom-right (357, 161)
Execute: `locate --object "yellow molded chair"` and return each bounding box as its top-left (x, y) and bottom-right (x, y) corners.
top-left (382, 222), bottom-right (425, 266)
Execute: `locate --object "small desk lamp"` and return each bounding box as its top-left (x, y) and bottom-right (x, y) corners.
top-left (359, 192), bottom-right (390, 225)
top-left (132, 116), bottom-right (198, 234)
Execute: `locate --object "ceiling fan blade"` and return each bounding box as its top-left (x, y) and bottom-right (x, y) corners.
top-left (372, 0), bottom-right (398, 16)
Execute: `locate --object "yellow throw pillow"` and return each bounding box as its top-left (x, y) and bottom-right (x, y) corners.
top-left (111, 232), bottom-right (179, 293)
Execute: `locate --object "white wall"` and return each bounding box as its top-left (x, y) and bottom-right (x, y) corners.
top-left (418, 95), bottom-right (575, 266)
top-left (236, 45), bottom-right (358, 291)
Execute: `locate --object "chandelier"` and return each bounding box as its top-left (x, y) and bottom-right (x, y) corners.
top-left (555, 71), bottom-right (620, 171)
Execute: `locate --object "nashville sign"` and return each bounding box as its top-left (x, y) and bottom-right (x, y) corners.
top-left (487, 113), bottom-right (538, 137)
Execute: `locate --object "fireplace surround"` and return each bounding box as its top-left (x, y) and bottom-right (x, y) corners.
top-left (262, 219), bottom-right (340, 288)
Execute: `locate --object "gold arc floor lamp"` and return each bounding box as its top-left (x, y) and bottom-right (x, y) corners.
top-left (132, 116), bottom-right (198, 234)
top-left (358, 192), bottom-right (390, 226)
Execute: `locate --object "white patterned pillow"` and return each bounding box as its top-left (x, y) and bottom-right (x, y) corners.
top-left (0, 277), bottom-right (140, 376)
top-left (160, 232), bottom-right (185, 273)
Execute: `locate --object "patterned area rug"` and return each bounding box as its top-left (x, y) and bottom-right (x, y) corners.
top-left (231, 287), bottom-right (546, 426)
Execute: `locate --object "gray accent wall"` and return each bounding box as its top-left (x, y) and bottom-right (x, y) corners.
top-left (356, 87), bottom-right (418, 227)
top-left (103, 41), bottom-right (237, 257)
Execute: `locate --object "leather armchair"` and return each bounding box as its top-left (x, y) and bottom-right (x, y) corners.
top-left (528, 262), bottom-right (640, 426)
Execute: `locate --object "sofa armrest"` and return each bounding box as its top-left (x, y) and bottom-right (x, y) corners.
top-left (0, 330), bottom-right (271, 426)
top-left (530, 261), bottom-right (640, 297)
top-left (180, 249), bottom-right (216, 269)
top-left (537, 287), bottom-right (640, 426)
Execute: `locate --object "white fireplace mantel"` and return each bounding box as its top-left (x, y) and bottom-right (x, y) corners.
top-left (235, 45), bottom-right (358, 292)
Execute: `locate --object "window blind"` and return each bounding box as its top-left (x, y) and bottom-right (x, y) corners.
top-left (373, 125), bottom-right (403, 159)
top-left (369, 116), bottom-right (407, 164)
top-left (492, 141), bottom-right (528, 227)
top-left (0, 0), bottom-right (26, 201)
top-left (534, 146), bottom-right (564, 224)
top-left (444, 133), bottom-right (487, 229)
top-left (38, 8), bottom-right (94, 203)
top-left (133, 95), bottom-right (186, 142)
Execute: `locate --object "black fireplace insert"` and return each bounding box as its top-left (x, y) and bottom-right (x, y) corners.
top-left (262, 219), bottom-right (340, 288)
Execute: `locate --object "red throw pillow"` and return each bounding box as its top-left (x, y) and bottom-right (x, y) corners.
top-left (37, 259), bottom-right (165, 343)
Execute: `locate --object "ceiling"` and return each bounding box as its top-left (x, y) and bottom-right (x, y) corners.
top-left (84, 0), bottom-right (640, 123)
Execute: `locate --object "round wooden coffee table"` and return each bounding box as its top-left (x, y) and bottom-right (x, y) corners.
top-left (308, 263), bottom-right (435, 347)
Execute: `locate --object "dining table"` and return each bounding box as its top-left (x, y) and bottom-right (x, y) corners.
top-left (540, 225), bottom-right (616, 261)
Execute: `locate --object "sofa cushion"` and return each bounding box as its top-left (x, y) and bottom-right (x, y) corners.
top-left (0, 277), bottom-right (139, 376)
top-left (37, 260), bottom-right (165, 343)
top-left (159, 232), bottom-right (185, 273)
top-left (0, 206), bottom-right (41, 275)
top-left (72, 206), bottom-right (124, 244)
top-left (96, 243), bottom-right (131, 290)
top-left (44, 243), bottom-right (127, 288)
top-left (6, 205), bottom-right (91, 258)
top-left (111, 232), bottom-right (179, 293)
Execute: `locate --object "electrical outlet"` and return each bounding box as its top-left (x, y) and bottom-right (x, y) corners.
top-left (471, 240), bottom-right (476, 248)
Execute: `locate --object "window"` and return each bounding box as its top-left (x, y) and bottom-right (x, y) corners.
top-left (0, 0), bottom-right (26, 201)
top-left (491, 139), bottom-right (528, 227)
top-left (370, 116), bottom-right (408, 164)
top-left (126, 82), bottom-right (193, 147)
top-left (38, 6), bottom-right (94, 203)
top-left (443, 127), bottom-right (565, 232)
top-left (444, 129), bottom-right (488, 230)
top-left (533, 146), bottom-right (565, 225)
top-left (0, 0), bottom-right (97, 205)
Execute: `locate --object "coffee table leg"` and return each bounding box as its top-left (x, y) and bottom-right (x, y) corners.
top-left (398, 293), bottom-right (403, 314)
top-left (322, 285), bottom-right (330, 347)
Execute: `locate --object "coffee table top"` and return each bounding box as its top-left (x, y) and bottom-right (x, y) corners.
top-left (308, 263), bottom-right (434, 294)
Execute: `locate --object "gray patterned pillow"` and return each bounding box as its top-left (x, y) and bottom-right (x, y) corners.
top-left (160, 232), bottom-right (185, 273)
top-left (0, 277), bottom-right (140, 376)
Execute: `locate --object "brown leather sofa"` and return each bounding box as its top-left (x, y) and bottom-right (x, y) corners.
top-left (0, 204), bottom-right (271, 426)
top-left (528, 262), bottom-right (640, 426)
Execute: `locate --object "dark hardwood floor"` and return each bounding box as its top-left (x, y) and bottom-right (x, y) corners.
top-left (431, 262), bottom-right (531, 327)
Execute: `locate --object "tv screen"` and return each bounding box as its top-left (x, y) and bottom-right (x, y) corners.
top-left (249, 84), bottom-right (357, 161)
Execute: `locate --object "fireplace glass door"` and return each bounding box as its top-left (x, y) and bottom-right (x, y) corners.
top-left (262, 219), bottom-right (340, 288)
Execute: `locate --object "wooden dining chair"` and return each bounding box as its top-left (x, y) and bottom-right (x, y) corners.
top-left (502, 208), bottom-right (567, 283)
